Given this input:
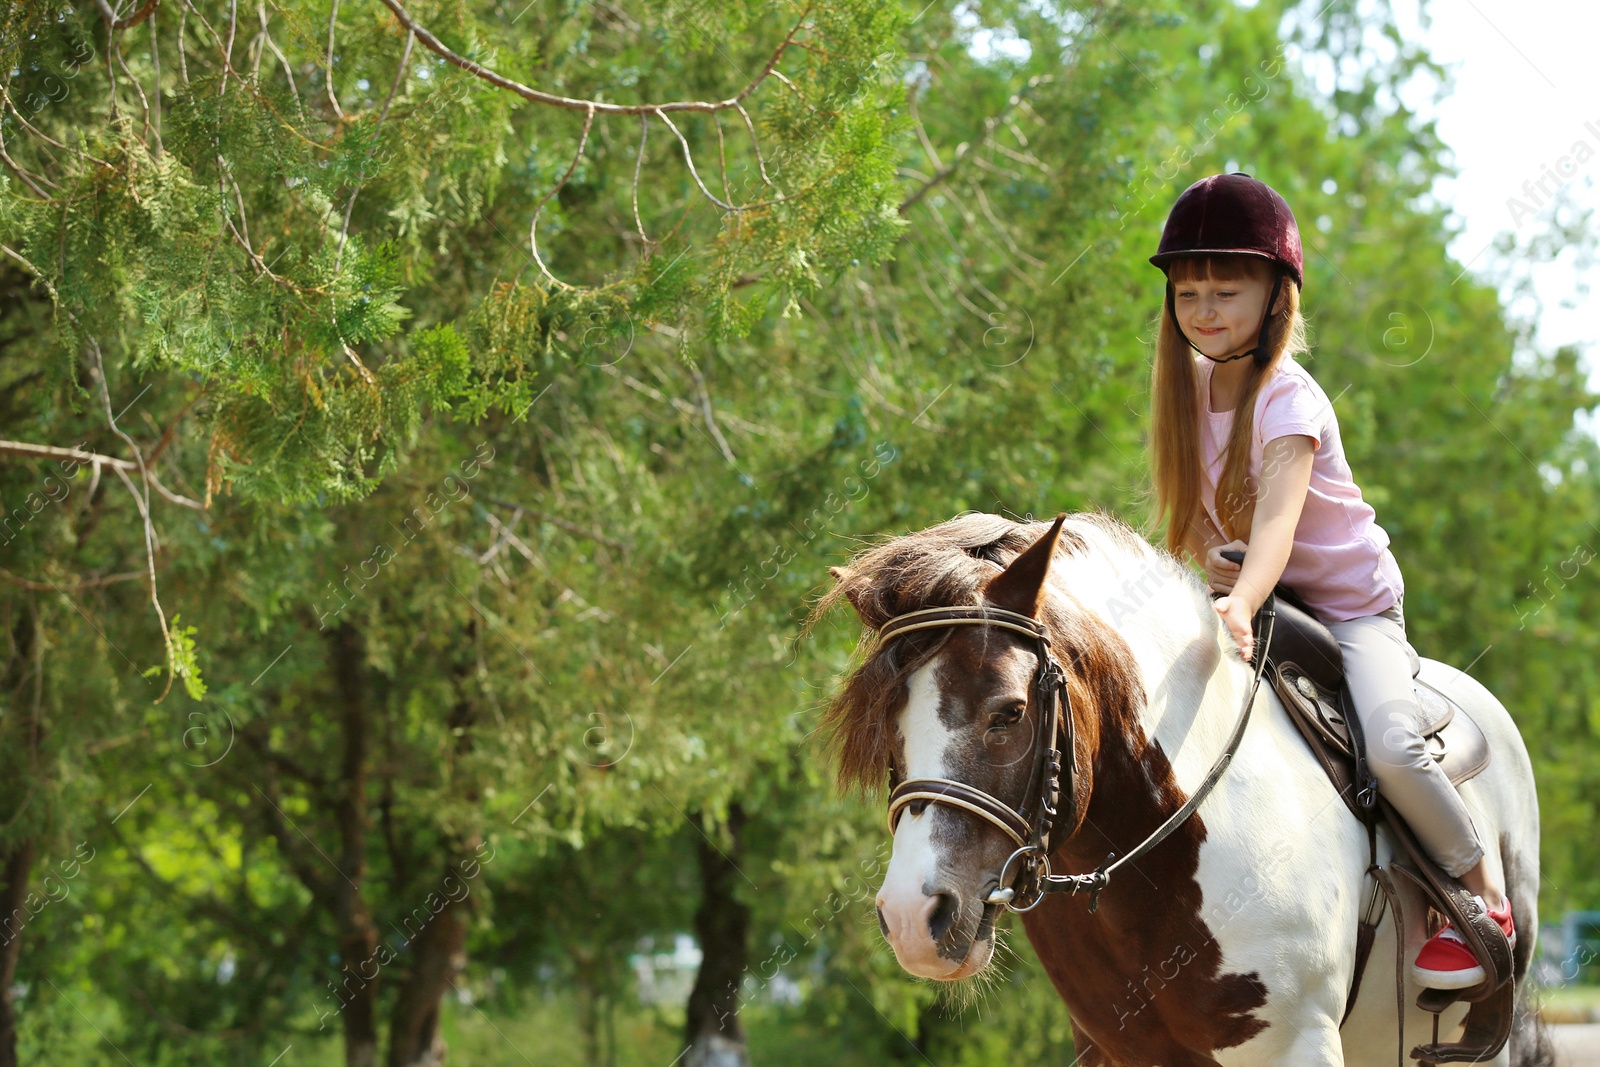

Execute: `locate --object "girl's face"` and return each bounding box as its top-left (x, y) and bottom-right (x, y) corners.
top-left (1170, 259), bottom-right (1275, 360)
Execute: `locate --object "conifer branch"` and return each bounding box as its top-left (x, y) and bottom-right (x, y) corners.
top-left (0, 245), bottom-right (57, 300)
top-left (88, 339), bottom-right (181, 702)
top-left (630, 114), bottom-right (654, 260)
top-left (527, 104), bottom-right (595, 292)
top-left (898, 76), bottom-right (1051, 217)
top-left (112, 30), bottom-right (159, 152)
top-left (0, 141), bottom-right (51, 199)
top-left (689, 363), bottom-right (737, 466)
top-left (324, 0), bottom-right (346, 121)
top-left (0, 440), bottom-right (204, 511)
top-left (478, 497), bottom-right (630, 550)
top-left (713, 111), bottom-right (732, 206)
top-left (652, 108), bottom-right (804, 213)
top-left (377, 0), bottom-right (813, 116)
top-left (334, 28), bottom-right (413, 275)
top-left (376, 0), bottom-right (818, 283)
top-left (96, 0), bottom-right (160, 31)
top-left (0, 568), bottom-right (148, 592)
top-left (256, 2), bottom-right (300, 103)
top-left (734, 103), bottom-right (772, 186)
top-left (1, 89), bottom-right (73, 152)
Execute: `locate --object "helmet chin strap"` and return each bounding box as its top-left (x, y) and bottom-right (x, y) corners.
top-left (1166, 271), bottom-right (1284, 368)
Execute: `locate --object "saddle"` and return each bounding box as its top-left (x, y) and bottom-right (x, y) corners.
top-left (1255, 590), bottom-right (1516, 1065)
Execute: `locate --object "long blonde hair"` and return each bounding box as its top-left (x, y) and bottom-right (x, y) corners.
top-left (1149, 255), bottom-right (1307, 558)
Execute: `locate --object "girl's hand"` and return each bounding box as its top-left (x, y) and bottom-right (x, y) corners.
top-left (1205, 539), bottom-right (1249, 593)
top-left (1214, 595), bottom-right (1256, 661)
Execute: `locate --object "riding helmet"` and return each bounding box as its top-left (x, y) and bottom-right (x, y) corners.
top-left (1149, 172), bottom-right (1304, 288)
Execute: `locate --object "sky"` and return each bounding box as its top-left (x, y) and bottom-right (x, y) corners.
top-left (1396, 0), bottom-right (1598, 372)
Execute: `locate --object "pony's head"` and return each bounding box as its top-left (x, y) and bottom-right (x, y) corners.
top-left (815, 513), bottom-right (1150, 980)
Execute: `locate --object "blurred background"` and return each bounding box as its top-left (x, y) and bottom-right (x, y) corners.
top-left (1, 0), bottom-right (1597, 1063)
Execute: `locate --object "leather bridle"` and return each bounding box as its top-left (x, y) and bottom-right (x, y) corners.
top-left (880, 598), bottom-right (1275, 914)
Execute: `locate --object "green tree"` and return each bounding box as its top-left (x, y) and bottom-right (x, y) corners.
top-left (4, 1), bottom-right (1599, 1064)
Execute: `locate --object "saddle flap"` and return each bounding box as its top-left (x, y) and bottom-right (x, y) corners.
top-left (1273, 664), bottom-right (1489, 789)
top-left (1414, 678), bottom-right (1456, 736)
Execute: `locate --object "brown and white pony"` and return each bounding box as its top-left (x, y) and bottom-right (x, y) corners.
top-left (816, 512), bottom-right (1543, 1066)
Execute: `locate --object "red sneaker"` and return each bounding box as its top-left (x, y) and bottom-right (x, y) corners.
top-left (1412, 897), bottom-right (1515, 990)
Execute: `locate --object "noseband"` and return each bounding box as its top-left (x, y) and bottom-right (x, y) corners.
top-left (879, 598), bottom-right (1274, 913)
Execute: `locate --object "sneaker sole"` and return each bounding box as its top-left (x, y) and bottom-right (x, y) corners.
top-left (1412, 963), bottom-right (1487, 990)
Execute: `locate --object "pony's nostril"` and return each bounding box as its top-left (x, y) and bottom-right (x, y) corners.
top-left (877, 904), bottom-right (890, 939)
top-left (927, 891), bottom-right (959, 942)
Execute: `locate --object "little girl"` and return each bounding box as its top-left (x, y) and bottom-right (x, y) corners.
top-left (1145, 172), bottom-right (1513, 990)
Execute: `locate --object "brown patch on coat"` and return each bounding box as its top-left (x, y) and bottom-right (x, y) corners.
top-left (1020, 616), bottom-right (1269, 1062)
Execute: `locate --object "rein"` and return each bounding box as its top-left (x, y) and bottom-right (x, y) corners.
top-left (881, 597), bottom-right (1275, 914)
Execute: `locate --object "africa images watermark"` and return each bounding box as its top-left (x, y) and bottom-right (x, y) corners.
top-left (0, 841), bottom-right (96, 948)
top-left (315, 442), bottom-right (496, 630)
top-left (314, 839), bottom-right (498, 1031)
top-left (1515, 540), bottom-right (1595, 631)
top-left (1112, 44), bottom-right (1290, 232)
top-left (1504, 117), bottom-right (1600, 227)
top-left (716, 441), bottom-right (899, 630)
top-left (704, 841), bottom-right (893, 1036)
top-left (1, 444), bottom-right (89, 547)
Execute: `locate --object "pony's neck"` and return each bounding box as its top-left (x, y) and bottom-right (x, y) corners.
top-left (1046, 522), bottom-right (1253, 845)
top-left (1051, 520), bottom-right (1246, 683)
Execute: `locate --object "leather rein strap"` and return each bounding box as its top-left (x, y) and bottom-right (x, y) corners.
top-left (879, 599), bottom-right (1276, 914)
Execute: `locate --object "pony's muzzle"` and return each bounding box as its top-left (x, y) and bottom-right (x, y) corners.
top-left (875, 887), bottom-right (954, 944)
top-left (876, 883), bottom-right (977, 975)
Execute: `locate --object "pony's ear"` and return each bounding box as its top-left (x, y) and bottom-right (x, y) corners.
top-left (828, 565), bottom-right (872, 620)
top-left (983, 514), bottom-right (1068, 619)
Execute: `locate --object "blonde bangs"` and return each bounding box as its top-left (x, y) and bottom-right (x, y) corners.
top-left (1165, 254), bottom-right (1276, 284)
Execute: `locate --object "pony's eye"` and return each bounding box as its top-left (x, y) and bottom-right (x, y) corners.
top-left (989, 703), bottom-right (1026, 730)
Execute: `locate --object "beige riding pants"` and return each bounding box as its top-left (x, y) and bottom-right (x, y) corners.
top-left (1324, 600), bottom-right (1486, 878)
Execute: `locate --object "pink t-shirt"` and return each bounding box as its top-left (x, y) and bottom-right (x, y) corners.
top-left (1196, 355), bottom-right (1403, 622)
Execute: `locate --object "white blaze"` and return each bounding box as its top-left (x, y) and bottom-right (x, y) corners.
top-left (877, 659), bottom-right (965, 977)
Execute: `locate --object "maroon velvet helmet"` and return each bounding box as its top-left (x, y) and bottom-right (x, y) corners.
top-left (1149, 173), bottom-right (1303, 288)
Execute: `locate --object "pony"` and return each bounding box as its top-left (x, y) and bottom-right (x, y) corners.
top-left (814, 512), bottom-right (1546, 1065)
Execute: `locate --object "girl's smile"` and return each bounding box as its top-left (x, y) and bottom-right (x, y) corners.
top-left (1172, 273), bottom-right (1275, 359)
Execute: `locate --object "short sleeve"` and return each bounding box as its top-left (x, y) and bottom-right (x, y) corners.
top-left (1257, 366), bottom-right (1326, 450)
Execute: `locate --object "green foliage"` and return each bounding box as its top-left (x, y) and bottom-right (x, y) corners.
top-left (3, 0), bottom-right (1598, 1063)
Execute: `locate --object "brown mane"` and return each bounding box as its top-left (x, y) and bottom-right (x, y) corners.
top-left (807, 511), bottom-right (1152, 795)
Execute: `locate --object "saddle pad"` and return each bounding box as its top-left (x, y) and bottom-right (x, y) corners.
top-left (1273, 661), bottom-right (1490, 788)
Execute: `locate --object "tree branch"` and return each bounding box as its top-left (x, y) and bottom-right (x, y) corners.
top-left (96, 0), bottom-right (159, 31)
top-left (324, 0), bottom-right (346, 120)
top-left (898, 76), bottom-right (1052, 217)
top-left (376, 0), bottom-right (812, 116)
top-left (689, 363), bottom-right (737, 466)
top-left (477, 496), bottom-right (630, 550)
top-left (526, 105), bottom-right (595, 292)
top-left (241, 726), bottom-right (332, 794)
top-left (0, 568), bottom-right (147, 592)
top-left (252, 780), bottom-right (337, 908)
top-left (87, 340), bottom-right (185, 703)
top-left (0, 439), bottom-right (204, 511)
